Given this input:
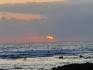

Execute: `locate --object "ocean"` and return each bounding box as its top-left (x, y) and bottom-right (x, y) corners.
top-left (0, 41), bottom-right (93, 70)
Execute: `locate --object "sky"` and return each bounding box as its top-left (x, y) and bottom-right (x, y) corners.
top-left (0, 0), bottom-right (93, 43)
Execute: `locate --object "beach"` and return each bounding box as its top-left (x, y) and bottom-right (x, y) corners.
top-left (0, 53), bottom-right (93, 70)
top-left (0, 41), bottom-right (93, 70)
top-left (0, 0), bottom-right (93, 69)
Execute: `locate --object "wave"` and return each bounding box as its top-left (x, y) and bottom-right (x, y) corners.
top-left (0, 49), bottom-right (92, 59)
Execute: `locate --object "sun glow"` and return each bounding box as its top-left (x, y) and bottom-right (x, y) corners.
top-left (47, 35), bottom-right (54, 40)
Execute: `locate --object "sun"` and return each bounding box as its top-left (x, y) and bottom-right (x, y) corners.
top-left (47, 35), bottom-right (54, 40)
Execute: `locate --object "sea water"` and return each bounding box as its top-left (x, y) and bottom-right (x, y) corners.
top-left (0, 41), bottom-right (93, 70)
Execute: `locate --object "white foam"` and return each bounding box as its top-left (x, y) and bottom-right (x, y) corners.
top-left (0, 55), bottom-right (93, 70)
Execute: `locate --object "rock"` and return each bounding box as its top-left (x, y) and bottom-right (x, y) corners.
top-left (52, 63), bottom-right (93, 70)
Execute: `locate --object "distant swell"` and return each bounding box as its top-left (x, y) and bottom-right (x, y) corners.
top-left (0, 49), bottom-right (92, 59)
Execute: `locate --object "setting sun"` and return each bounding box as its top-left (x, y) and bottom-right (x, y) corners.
top-left (47, 35), bottom-right (54, 40)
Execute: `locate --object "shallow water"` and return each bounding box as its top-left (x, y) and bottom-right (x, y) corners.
top-left (0, 41), bottom-right (93, 58)
top-left (0, 41), bottom-right (93, 70)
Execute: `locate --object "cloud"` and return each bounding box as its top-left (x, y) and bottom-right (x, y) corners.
top-left (0, 0), bottom-right (93, 42)
top-left (0, 0), bottom-right (65, 4)
top-left (66, 0), bottom-right (93, 4)
top-left (0, 12), bottom-right (47, 21)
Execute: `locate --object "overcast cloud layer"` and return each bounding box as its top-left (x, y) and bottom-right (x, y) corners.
top-left (0, 0), bottom-right (93, 42)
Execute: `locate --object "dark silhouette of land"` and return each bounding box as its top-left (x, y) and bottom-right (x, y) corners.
top-left (52, 63), bottom-right (93, 70)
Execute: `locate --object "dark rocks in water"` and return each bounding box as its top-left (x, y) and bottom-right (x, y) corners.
top-left (58, 56), bottom-right (63, 59)
top-left (14, 66), bottom-right (23, 69)
top-left (79, 55), bottom-right (84, 58)
top-left (52, 63), bottom-right (93, 70)
top-left (47, 51), bottom-right (50, 53)
top-left (0, 69), bottom-right (6, 70)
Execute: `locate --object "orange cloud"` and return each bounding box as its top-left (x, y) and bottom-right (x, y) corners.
top-left (0, 0), bottom-right (65, 4)
top-left (0, 12), bottom-right (47, 21)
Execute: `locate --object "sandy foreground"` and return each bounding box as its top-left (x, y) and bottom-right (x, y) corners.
top-left (0, 54), bottom-right (93, 70)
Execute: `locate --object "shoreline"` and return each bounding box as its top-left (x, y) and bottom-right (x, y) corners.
top-left (52, 63), bottom-right (93, 70)
top-left (0, 54), bottom-right (93, 70)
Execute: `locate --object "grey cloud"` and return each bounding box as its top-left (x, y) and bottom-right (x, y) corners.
top-left (0, 1), bottom-right (93, 41)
